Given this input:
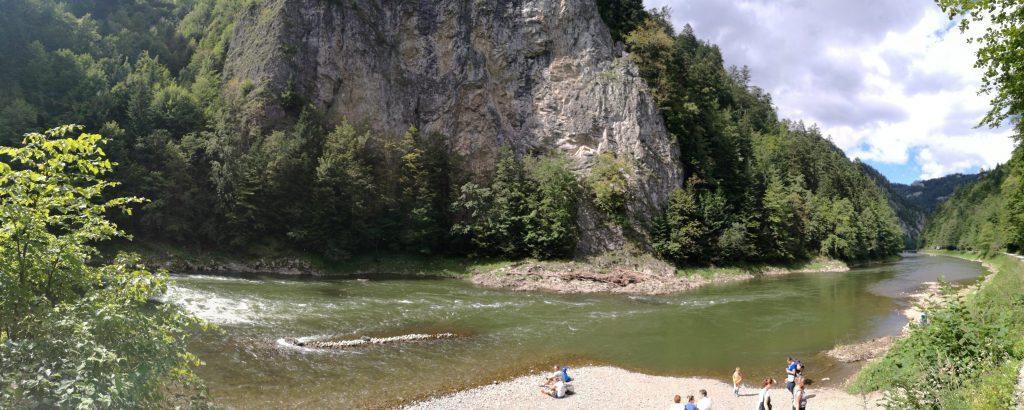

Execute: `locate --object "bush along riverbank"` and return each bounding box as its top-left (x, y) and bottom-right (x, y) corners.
top-left (849, 251), bottom-right (1024, 409)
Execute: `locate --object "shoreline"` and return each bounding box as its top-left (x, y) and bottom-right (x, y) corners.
top-left (470, 255), bottom-right (849, 295)
top-left (826, 252), bottom-right (997, 365)
top-left (129, 241), bottom-right (859, 296)
top-left (404, 366), bottom-right (883, 409)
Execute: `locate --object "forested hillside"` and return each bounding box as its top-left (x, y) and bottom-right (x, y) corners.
top-left (923, 149), bottom-right (1024, 252)
top-left (858, 162), bottom-right (928, 248)
top-left (860, 164), bottom-right (982, 249)
top-left (893, 173), bottom-right (982, 214)
top-left (0, 0), bottom-right (903, 266)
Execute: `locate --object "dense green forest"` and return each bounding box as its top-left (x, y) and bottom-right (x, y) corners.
top-left (921, 0), bottom-right (1024, 255)
top-left (0, 0), bottom-right (902, 266)
top-left (610, 7), bottom-right (904, 263)
top-left (859, 164), bottom-right (982, 249)
top-left (922, 149), bottom-right (1024, 253)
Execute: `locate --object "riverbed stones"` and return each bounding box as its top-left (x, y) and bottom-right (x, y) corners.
top-left (825, 336), bottom-right (896, 363)
top-left (287, 333), bottom-right (459, 349)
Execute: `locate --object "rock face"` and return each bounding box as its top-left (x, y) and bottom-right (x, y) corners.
top-left (223, 0), bottom-right (683, 252)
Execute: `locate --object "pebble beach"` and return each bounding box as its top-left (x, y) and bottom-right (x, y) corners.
top-left (405, 366), bottom-right (883, 409)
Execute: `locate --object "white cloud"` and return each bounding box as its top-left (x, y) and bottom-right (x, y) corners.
top-left (646, 0), bottom-right (1015, 182)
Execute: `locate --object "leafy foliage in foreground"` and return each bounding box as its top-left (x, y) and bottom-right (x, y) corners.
top-left (938, 0), bottom-right (1024, 139)
top-left (851, 253), bottom-right (1024, 409)
top-left (0, 126), bottom-right (205, 408)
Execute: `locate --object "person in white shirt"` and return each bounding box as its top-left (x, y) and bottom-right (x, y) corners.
top-left (696, 389), bottom-right (711, 410)
top-left (757, 378), bottom-right (775, 410)
top-left (540, 379), bottom-right (567, 398)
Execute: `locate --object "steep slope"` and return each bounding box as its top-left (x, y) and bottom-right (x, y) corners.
top-left (0, 0), bottom-right (905, 266)
top-left (923, 156), bottom-right (1018, 252)
top-left (858, 162), bottom-right (927, 248)
top-left (893, 173), bottom-right (982, 214)
top-left (221, 0), bottom-right (683, 252)
top-left (861, 163), bottom-right (983, 249)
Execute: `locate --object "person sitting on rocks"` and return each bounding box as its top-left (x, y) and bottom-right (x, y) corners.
top-left (540, 378), bottom-right (567, 399)
top-left (543, 365), bottom-right (562, 385)
top-left (543, 365), bottom-right (573, 385)
top-left (670, 394), bottom-right (686, 410)
top-left (684, 395), bottom-right (698, 410)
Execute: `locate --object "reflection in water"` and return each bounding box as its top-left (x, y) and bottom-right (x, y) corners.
top-left (167, 254), bottom-right (983, 408)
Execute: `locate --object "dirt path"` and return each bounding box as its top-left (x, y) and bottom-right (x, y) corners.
top-left (405, 366), bottom-right (882, 409)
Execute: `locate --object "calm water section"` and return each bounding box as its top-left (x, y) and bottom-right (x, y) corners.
top-left (166, 253), bottom-right (984, 408)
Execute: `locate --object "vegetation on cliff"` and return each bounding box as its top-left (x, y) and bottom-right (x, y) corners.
top-left (0, 0), bottom-right (901, 267)
top-left (610, 6), bottom-right (904, 264)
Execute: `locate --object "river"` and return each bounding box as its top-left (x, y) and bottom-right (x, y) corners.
top-left (165, 253), bottom-right (984, 408)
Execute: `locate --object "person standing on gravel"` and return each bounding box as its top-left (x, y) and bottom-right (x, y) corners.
top-left (792, 377), bottom-right (807, 410)
top-left (785, 357), bottom-right (798, 396)
top-left (733, 367), bottom-right (743, 396)
top-left (757, 378), bottom-right (775, 410)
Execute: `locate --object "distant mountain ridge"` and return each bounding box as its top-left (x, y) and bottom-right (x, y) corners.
top-left (893, 173), bottom-right (983, 214)
top-left (860, 164), bottom-right (982, 248)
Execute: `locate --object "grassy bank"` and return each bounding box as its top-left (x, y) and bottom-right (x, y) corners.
top-left (849, 251), bottom-right (1024, 408)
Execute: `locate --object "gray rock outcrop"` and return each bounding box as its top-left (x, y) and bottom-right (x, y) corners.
top-left (222, 0), bottom-right (683, 252)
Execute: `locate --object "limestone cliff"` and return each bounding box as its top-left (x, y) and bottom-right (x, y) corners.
top-left (222, 0), bottom-right (683, 253)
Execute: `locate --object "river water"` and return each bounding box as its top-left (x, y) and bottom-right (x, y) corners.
top-left (165, 253), bottom-right (983, 408)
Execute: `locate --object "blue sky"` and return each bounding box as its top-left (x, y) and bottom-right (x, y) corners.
top-left (645, 0), bottom-right (1015, 184)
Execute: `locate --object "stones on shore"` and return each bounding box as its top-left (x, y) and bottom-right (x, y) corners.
top-left (825, 336), bottom-right (896, 363)
top-left (281, 333), bottom-right (459, 350)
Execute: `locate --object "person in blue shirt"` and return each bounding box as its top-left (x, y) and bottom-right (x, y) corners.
top-left (683, 394), bottom-right (698, 410)
top-left (785, 357), bottom-right (798, 395)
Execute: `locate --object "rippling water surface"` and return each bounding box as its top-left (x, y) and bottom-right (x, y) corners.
top-left (166, 253), bottom-right (984, 408)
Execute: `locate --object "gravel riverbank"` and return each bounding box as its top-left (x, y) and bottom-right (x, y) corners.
top-left (471, 257), bottom-right (849, 295)
top-left (405, 366), bottom-right (882, 409)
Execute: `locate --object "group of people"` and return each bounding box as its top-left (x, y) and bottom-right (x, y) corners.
top-left (741, 356), bottom-right (809, 410)
top-left (671, 356), bottom-right (809, 410)
top-left (539, 365), bottom-right (573, 399)
top-left (669, 390), bottom-right (711, 410)
top-left (538, 357), bottom-right (810, 409)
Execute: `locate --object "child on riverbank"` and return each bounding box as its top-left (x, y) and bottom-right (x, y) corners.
top-left (733, 367), bottom-right (743, 396)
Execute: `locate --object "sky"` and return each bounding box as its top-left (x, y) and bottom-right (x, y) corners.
top-left (644, 0), bottom-right (1015, 184)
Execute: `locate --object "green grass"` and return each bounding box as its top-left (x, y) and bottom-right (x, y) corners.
top-left (849, 251), bottom-right (1024, 409)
